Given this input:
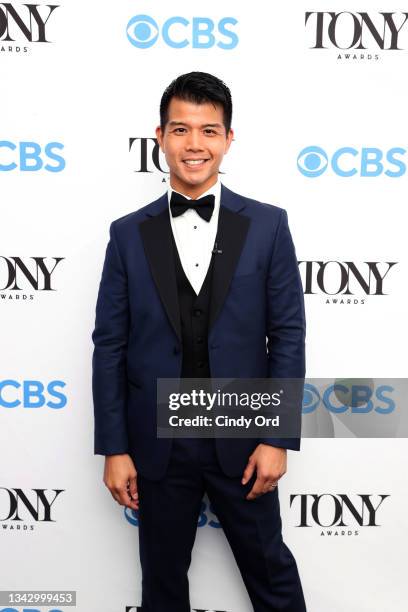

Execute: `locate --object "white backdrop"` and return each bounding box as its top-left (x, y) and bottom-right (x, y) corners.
top-left (1, 1), bottom-right (407, 611)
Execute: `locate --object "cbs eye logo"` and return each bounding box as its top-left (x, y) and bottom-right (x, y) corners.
top-left (297, 146), bottom-right (328, 178)
top-left (302, 381), bottom-right (395, 414)
top-left (126, 14), bottom-right (238, 49)
top-left (126, 15), bottom-right (159, 48)
top-left (297, 145), bottom-right (406, 178)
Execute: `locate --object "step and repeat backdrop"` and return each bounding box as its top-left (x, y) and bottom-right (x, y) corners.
top-left (1, 2), bottom-right (407, 611)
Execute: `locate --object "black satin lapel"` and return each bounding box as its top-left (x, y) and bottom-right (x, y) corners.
top-left (139, 210), bottom-right (181, 342)
top-left (209, 205), bottom-right (250, 331)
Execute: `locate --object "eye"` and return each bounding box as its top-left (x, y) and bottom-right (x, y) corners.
top-left (297, 146), bottom-right (328, 177)
top-left (302, 383), bottom-right (320, 414)
top-left (204, 129), bottom-right (216, 135)
top-left (174, 127), bottom-right (186, 133)
top-left (126, 15), bottom-right (159, 48)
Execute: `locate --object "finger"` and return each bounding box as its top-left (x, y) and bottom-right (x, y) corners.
top-left (126, 498), bottom-right (139, 510)
top-left (241, 457), bottom-right (256, 485)
top-left (128, 475), bottom-right (138, 501)
top-left (108, 481), bottom-right (139, 510)
top-left (263, 480), bottom-right (278, 494)
top-left (115, 486), bottom-right (138, 509)
top-left (111, 491), bottom-right (122, 504)
top-left (246, 477), bottom-right (265, 500)
top-left (124, 481), bottom-right (139, 507)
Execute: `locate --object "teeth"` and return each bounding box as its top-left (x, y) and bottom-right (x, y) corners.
top-left (184, 159), bottom-right (206, 165)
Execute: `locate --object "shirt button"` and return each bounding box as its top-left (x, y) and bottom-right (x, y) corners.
top-left (194, 309), bottom-right (202, 317)
top-left (195, 263), bottom-right (199, 267)
top-left (194, 226), bottom-right (197, 229)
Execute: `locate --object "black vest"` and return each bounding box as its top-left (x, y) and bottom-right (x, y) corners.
top-left (170, 231), bottom-right (215, 378)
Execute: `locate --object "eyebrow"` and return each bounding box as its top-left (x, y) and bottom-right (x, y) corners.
top-left (168, 121), bottom-right (223, 129)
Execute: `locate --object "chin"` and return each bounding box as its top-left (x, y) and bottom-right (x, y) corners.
top-left (180, 173), bottom-right (208, 185)
top-left (188, 175), bottom-right (209, 184)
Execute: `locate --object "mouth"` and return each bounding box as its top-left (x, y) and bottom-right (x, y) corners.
top-left (182, 158), bottom-right (210, 168)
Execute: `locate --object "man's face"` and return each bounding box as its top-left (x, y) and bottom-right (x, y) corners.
top-left (156, 97), bottom-right (234, 198)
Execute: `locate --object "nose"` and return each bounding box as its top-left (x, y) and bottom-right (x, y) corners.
top-left (185, 129), bottom-right (204, 151)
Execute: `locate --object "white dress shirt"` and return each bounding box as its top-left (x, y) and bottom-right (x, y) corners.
top-left (167, 178), bottom-right (221, 295)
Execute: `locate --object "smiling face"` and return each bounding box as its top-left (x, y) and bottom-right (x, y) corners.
top-left (156, 97), bottom-right (234, 199)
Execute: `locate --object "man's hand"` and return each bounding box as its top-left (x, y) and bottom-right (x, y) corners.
top-left (241, 444), bottom-right (287, 500)
top-left (103, 453), bottom-right (139, 510)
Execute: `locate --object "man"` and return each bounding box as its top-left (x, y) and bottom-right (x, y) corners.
top-left (92, 71), bottom-right (307, 611)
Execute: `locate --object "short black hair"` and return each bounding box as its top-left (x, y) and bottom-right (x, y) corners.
top-left (160, 71), bottom-right (232, 134)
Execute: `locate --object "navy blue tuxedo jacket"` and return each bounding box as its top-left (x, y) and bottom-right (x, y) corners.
top-left (92, 183), bottom-right (306, 480)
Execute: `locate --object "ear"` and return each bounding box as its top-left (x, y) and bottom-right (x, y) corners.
top-left (155, 125), bottom-right (164, 151)
top-left (224, 127), bottom-right (234, 153)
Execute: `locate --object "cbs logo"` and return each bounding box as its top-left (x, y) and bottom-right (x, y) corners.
top-left (126, 14), bottom-right (238, 49)
top-left (0, 141), bottom-right (65, 172)
top-left (297, 145), bottom-right (405, 178)
top-left (0, 380), bottom-right (67, 409)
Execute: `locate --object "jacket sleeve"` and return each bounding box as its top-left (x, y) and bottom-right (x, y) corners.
top-left (258, 208), bottom-right (306, 451)
top-left (92, 221), bottom-right (130, 455)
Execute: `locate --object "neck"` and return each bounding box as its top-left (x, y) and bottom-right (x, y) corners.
top-left (170, 176), bottom-right (218, 200)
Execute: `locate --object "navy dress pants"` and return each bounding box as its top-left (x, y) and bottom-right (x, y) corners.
top-left (137, 437), bottom-right (307, 612)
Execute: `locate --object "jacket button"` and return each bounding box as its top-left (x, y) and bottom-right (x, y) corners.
top-left (196, 336), bottom-right (204, 344)
top-left (197, 361), bottom-right (205, 368)
top-left (193, 309), bottom-right (202, 317)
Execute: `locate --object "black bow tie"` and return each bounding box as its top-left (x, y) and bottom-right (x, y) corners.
top-left (170, 191), bottom-right (215, 222)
